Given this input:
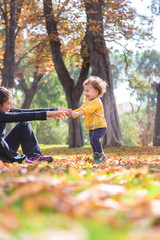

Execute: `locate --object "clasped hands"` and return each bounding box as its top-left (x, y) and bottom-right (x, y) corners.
top-left (47, 107), bottom-right (83, 120)
top-left (47, 107), bottom-right (69, 120)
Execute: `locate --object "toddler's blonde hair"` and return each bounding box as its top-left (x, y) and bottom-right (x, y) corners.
top-left (83, 76), bottom-right (107, 97)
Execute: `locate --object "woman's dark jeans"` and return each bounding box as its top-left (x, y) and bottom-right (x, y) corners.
top-left (0, 122), bottom-right (41, 163)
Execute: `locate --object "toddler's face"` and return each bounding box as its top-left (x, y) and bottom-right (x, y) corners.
top-left (84, 84), bottom-right (99, 101)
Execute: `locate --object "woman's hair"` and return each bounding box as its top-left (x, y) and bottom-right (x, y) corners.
top-left (0, 87), bottom-right (12, 105)
top-left (83, 76), bottom-right (108, 97)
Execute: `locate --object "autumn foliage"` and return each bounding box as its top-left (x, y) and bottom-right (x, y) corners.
top-left (1, 146), bottom-right (160, 239)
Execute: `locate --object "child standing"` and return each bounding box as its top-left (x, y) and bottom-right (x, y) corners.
top-left (71, 76), bottom-right (107, 164)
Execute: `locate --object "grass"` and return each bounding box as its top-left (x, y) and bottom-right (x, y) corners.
top-left (2, 145), bottom-right (160, 240)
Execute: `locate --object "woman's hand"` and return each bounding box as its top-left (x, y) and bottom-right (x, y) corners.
top-left (60, 108), bottom-right (71, 117)
top-left (47, 107), bottom-right (67, 120)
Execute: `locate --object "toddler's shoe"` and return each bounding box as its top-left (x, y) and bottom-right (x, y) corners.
top-left (28, 155), bottom-right (53, 163)
top-left (94, 152), bottom-right (107, 164)
top-left (93, 152), bottom-right (100, 160)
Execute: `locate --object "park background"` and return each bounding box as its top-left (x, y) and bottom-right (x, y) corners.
top-left (1, 0), bottom-right (160, 240)
top-left (3, 0), bottom-right (160, 148)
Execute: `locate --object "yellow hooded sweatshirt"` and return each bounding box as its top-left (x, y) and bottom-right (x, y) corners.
top-left (75, 97), bottom-right (107, 130)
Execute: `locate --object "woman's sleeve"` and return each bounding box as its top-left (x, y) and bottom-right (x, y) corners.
top-left (10, 107), bottom-right (58, 112)
top-left (0, 111), bottom-right (47, 123)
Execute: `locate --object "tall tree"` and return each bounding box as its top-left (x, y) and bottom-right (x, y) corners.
top-left (14, 1), bottom-right (55, 109)
top-left (84, 0), bottom-right (123, 146)
top-left (43, 0), bottom-right (90, 147)
top-left (137, 50), bottom-right (160, 146)
top-left (119, 50), bottom-right (160, 146)
top-left (153, 83), bottom-right (160, 145)
top-left (0, 0), bottom-right (24, 88)
top-left (0, 0), bottom-right (55, 108)
top-left (43, 0), bottom-right (146, 147)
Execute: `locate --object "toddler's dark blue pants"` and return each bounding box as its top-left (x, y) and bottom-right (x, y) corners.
top-left (89, 127), bottom-right (106, 153)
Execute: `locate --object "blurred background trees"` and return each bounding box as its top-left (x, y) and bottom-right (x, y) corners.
top-left (112, 49), bottom-right (160, 146)
top-left (0, 0), bottom-right (159, 147)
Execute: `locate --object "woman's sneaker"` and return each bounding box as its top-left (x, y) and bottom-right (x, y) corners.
top-left (25, 159), bottom-right (34, 164)
top-left (28, 155), bottom-right (53, 163)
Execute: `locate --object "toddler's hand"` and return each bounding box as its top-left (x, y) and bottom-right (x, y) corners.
top-left (71, 111), bottom-right (79, 119)
top-left (58, 107), bottom-right (74, 117)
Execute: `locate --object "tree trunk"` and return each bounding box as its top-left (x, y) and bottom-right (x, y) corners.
top-left (67, 99), bottom-right (84, 147)
top-left (5, 88), bottom-right (13, 136)
top-left (1, 0), bottom-right (23, 88)
top-left (16, 66), bottom-right (44, 109)
top-left (153, 83), bottom-right (160, 146)
top-left (145, 77), bottom-right (151, 146)
top-left (43, 0), bottom-right (90, 147)
top-left (85, 0), bottom-right (124, 147)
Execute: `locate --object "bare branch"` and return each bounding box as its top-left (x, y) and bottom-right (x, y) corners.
top-left (16, 67), bottom-right (28, 91)
top-left (14, 26), bottom-right (21, 40)
top-left (0, 5), bottom-right (5, 18)
top-left (15, 43), bottom-right (40, 67)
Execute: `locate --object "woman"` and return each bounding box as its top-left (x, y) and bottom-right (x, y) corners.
top-left (0, 87), bottom-right (67, 164)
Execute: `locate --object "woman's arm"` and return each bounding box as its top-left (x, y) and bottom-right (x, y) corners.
top-left (0, 107), bottom-right (67, 123)
top-left (10, 107), bottom-right (70, 117)
top-left (10, 107), bottom-right (58, 112)
top-left (0, 111), bottom-right (47, 123)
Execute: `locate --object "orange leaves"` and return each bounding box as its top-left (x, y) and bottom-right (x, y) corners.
top-left (23, 195), bottom-right (54, 213)
top-left (67, 165), bottom-right (82, 179)
top-left (0, 209), bottom-right (19, 230)
top-left (7, 182), bottom-right (47, 204)
top-left (1, 146), bottom-right (160, 235)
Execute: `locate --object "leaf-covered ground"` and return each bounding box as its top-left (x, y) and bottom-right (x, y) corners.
top-left (1, 145), bottom-right (160, 240)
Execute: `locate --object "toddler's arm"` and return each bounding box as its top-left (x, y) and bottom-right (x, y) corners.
top-left (71, 110), bottom-right (85, 119)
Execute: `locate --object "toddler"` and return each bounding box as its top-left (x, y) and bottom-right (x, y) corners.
top-left (71, 76), bottom-right (107, 164)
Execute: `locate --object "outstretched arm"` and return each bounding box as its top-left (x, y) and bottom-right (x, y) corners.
top-left (47, 107), bottom-right (68, 120)
top-left (71, 110), bottom-right (85, 119)
top-left (10, 107), bottom-right (58, 112)
top-left (0, 108), bottom-right (68, 123)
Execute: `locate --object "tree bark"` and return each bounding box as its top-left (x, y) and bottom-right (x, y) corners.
top-left (153, 83), bottom-right (160, 146)
top-left (43, 0), bottom-right (90, 147)
top-left (1, 0), bottom-right (23, 88)
top-left (84, 0), bottom-right (123, 147)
